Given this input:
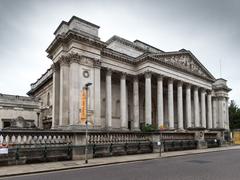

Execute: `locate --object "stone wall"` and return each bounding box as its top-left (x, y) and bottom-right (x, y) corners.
top-left (0, 94), bottom-right (39, 129)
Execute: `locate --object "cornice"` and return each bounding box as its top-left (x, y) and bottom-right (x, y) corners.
top-left (46, 30), bottom-right (107, 55)
top-left (101, 48), bottom-right (135, 64)
top-left (106, 35), bottom-right (147, 53)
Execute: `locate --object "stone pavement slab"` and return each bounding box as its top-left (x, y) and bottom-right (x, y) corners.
top-left (0, 145), bottom-right (240, 178)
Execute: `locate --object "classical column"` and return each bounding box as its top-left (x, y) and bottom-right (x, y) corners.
top-left (133, 76), bottom-right (140, 130)
top-left (177, 81), bottom-right (183, 129)
top-left (69, 60), bottom-right (79, 125)
top-left (200, 89), bottom-right (206, 128)
top-left (226, 98), bottom-right (229, 130)
top-left (168, 78), bottom-right (174, 129)
top-left (186, 84), bottom-right (192, 128)
top-left (212, 97), bottom-right (218, 128)
top-left (157, 75), bottom-right (164, 128)
top-left (207, 92), bottom-right (213, 129)
top-left (59, 59), bottom-right (69, 126)
top-left (52, 63), bottom-right (60, 129)
top-left (218, 97), bottom-right (224, 128)
top-left (194, 86), bottom-right (200, 127)
top-left (106, 69), bottom-right (112, 129)
top-left (145, 71), bottom-right (152, 125)
top-left (93, 60), bottom-right (101, 127)
top-left (120, 73), bottom-right (127, 130)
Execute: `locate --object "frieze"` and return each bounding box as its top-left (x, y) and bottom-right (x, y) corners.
top-left (57, 52), bottom-right (101, 67)
top-left (153, 54), bottom-right (208, 78)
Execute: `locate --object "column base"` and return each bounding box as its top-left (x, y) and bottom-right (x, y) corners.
top-left (132, 128), bottom-right (141, 132)
top-left (121, 127), bottom-right (129, 131)
top-left (208, 128), bottom-right (226, 131)
top-left (187, 127), bottom-right (206, 131)
top-left (177, 128), bottom-right (186, 132)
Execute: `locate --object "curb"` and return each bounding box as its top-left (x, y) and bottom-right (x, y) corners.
top-left (0, 146), bottom-right (239, 178)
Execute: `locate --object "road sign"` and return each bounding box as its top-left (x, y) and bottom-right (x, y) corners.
top-left (0, 148), bottom-right (8, 154)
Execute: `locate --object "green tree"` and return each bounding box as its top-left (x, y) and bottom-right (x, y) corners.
top-left (229, 100), bottom-right (240, 130)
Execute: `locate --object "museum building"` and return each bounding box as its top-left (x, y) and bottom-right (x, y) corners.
top-left (27, 16), bottom-right (231, 132)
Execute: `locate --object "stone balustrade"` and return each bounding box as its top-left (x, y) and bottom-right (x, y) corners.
top-left (0, 130), bottom-right (72, 147)
top-left (0, 129), bottom-right (225, 166)
top-left (88, 132), bottom-right (151, 144)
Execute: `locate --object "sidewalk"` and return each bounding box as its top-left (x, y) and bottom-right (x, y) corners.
top-left (0, 145), bottom-right (240, 178)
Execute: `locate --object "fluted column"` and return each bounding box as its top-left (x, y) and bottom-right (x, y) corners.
top-left (194, 87), bottom-right (200, 127)
top-left (120, 73), bottom-right (127, 130)
top-left (212, 97), bottom-right (218, 128)
top-left (168, 78), bottom-right (174, 129)
top-left (200, 89), bottom-right (206, 128)
top-left (145, 72), bottom-right (152, 125)
top-left (52, 63), bottom-right (60, 129)
top-left (177, 81), bottom-right (183, 129)
top-left (226, 97), bottom-right (229, 130)
top-left (69, 60), bottom-right (80, 125)
top-left (59, 59), bottom-right (69, 126)
top-left (133, 76), bottom-right (140, 130)
top-left (186, 84), bottom-right (192, 128)
top-left (207, 92), bottom-right (213, 129)
top-left (157, 75), bottom-right (164, 128)
top-left (106, 69), bottom-right (112, 129)
top-left (93, 61), bottom-right (101, 127)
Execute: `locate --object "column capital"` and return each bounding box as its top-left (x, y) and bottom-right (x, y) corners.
top-left (133, 75), bottom-right (139, 82)
top-left (59, 56), bottom-right (70, 66)
top-left (93, 59), bottom-right (102, 68)
top-left (157, 74), bottom-right (164, 81)
top-left (193, 86), bottom-right (199, 91)
top-left (167, 77), bottom-right (174, 83)
top-left (206, 90), bottom-right (213, 95)
top-left (200, 88), bottom-right (206, 94)
top-left (52, 62), bottom-right (60, 72)
top-left (69, 58), bottom-right (79, 64)
top-left (121, 72), bottom-right (127, 79)
top-left (177, 80), bottom-right (183, 87)
top-left (144, 71), bottom-right (152, 78)
top-left (106, 68), bottom-right (112, 76)
top-left (186, 83), bottom-right (192, 89)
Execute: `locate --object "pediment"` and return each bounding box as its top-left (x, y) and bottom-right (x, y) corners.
top-left (149, 52), bottom-right (215, 81)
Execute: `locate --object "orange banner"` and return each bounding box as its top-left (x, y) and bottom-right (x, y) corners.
top-left (80, 89), bottom-right (87, 125)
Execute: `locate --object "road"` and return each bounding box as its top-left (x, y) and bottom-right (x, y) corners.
top-left (1, 149), bottom-right (240, 180)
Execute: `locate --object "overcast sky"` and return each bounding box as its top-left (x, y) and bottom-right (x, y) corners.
top-left (0, 0), bottom-right (239, 104)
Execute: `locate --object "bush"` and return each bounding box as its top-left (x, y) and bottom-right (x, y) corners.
top-left (141, 124), bottom-right (156, 132)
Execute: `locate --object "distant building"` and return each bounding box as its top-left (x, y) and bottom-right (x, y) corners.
top-left (0, 94), bottom-right (39, 129)
top-left (20, 16), bottom-right (233, 131)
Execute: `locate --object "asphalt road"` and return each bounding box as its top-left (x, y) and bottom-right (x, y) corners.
top-left (2, 149), bottom-right (240, 180)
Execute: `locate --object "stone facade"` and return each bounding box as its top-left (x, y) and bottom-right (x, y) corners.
top-left (27, 68), bottom-right (53, 129)
top-left (0, 94), bottom-right (40, 129)
top-left (28, 16), bottom-right (231, 132)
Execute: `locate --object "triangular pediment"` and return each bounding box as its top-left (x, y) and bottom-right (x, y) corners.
top-left (149, 51), bottom-right (215, 81)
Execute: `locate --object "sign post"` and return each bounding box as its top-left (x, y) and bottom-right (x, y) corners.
top-left (83, 83), bottom-right (92, 164)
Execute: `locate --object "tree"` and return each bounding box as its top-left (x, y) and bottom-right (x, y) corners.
top-left (229, 100), bottom-right (240, 130)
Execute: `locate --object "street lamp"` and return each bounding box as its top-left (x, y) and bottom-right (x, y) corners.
top-left (84, 82), bottom-right (92, 164)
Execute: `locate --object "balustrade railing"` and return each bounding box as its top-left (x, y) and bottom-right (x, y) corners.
top-left (0, 130), bottom-right (72, 147)
top-left (88, 132), bottom-right (151, 144)
top-left (161, 132), bottom-right (195, 141)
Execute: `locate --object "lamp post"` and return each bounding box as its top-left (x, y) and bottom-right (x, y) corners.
top-left (84, 82), bottom-right (92, 164)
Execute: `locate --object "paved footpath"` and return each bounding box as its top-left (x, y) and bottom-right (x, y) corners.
top-left (0, 145), bottom-right (240, 178)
